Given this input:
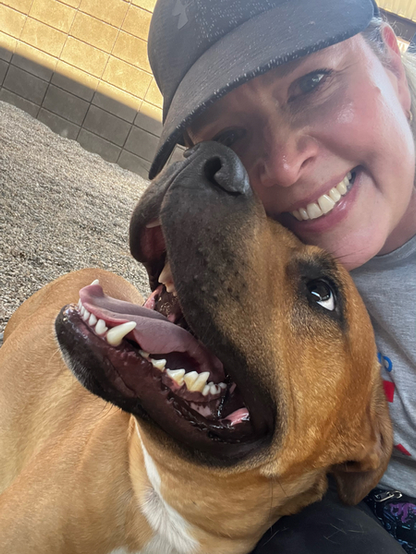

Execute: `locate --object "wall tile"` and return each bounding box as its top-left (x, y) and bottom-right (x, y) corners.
top-left (79, 0), bottom-right (129, 27)
top-left (93, 83), bottom-right (139, 122)
top-left (52, 69), bottom-right (95, 101)
top-left (124, 124), bottom-right (159, 161)
top-left (78, 128), bottom-right (121, 163)
top-left (102, 57), bottom-right (152, 98)
top-left (38, 107), bottom-right (80, 139)
top-left (117, 149), bottom-right (150, 179)
top-left (0, 32), bottom-right (17, 56)
top-left (134, 100), bottom-right (162, 136)
top-left (29, 0), bottom-right (75, 33)
top-left (144, 77), bottom-right (162, 108)
top-left (55, 59), bottom-right (98, 95)
top-left (2, 0), bottom-right (33, 15)
top-left (83, 104), bottom-right (132, 146)
top-left (71, 12), bottom-right (118, 53)
top-left (20, 17), bottom-right (67, 57)
top-left (122, 5), bottom-right (151, 40)
top-left (42, 84), bottom-right (89, 124)
top-left (112, 31), bottom-right (150, 73)
top-left (14, 42), bottom-right (57, 75)
top-left (0, 5), bottom-right (27, 39)
top-left (3, 64), bottom-right (48, 104)
top-left (61, 37), bottom-right (109, 77)
top-left (0, 60), bottom-right (8, 86)
top-left (131, 0), bottom-right (156, 13)
top-left (0, 87), bottom-right (40, 117)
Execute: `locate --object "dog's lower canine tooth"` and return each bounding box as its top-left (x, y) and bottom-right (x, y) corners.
top-left (90, 279), bottom-right (99, 286)
top-left (95, 319), bottom-right (107, 336)
top-left (106, 321), bottom-right (137, 347)
top-left (82, 309), bottom-right (90, 322)
top-left (88, 313), bottom-right (97, 327)
top-left (150, 358), bottom-right (166, 371)
top-left (166, 368), bottom-right (185, 385)
top-left (139, 350), bottom-right (150, 359)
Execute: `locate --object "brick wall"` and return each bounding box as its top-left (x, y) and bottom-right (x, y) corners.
top-left (0, 0), bottom-right (179, 180)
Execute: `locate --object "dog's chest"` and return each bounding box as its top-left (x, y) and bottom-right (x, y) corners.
top-left (138, 438), bottom-right (199, 554)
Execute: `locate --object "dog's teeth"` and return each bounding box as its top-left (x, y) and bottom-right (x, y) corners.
top-left (95, 319), bottom-right (108, 336)
top-left (146, 218), bottom-right (161, 229)
top-left (78, 299), bottom-right (82, 310)
top-left (166, 368), bottom-right (185, 385)
top-left (159, 261), bottom-right (177, 296)
top-left (139, 350), bottom-right (150, 359)
top-left (219, 382), bottom-right (227, 390)
top-left (184, 371), bottom-right (210, 392)
top-left (88, 313), bottom-right (97, 326)
top-left (150, 358), bottom-right (166, 371)
top-left (82, 308), bottom-right (90, 322)
top-left (106, 321), bottom-right (137, 347)
top-left (90, 279), bottom-right (100, 286)
top-left (202, 385), bottom-right (211, 396)
top-left (209, 384), bottom-right (220, 395)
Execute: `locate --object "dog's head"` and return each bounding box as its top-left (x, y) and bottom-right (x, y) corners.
top-left (56, 142), bottom-right (392, 510)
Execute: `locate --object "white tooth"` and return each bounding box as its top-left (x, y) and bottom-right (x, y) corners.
top-left (106, 321), bottom-right (137, 347)
top-left (306, 202), bottom-right (323, 220)
top-left (202, 385), bottom-right (211, 396)
top-left (329, 187), bottom-right (341, 203)
top-left (159, 261), bottom-right (173, 285)
top-left (80, 305), bottom-right (85, 316)
top-left (90, 279), bottom-right (99, 286)
top-left (210, 384), bottom-right (220, 395)
top-left (88, 313), bottom-right (97, 326)
top-left (150, 358), bottom-right (166, 371)
top-left (82, 308), bottom-right (90, 321)
top-left (190, 372), bottom-right (210, 393)
top-left (95, 319), bottom-right (108, 336)
top-left (219, 383), bottom-right (227, 390)
top-left (299, 208), bottom-right (309, 221)
top-left (337, 180), bottom-right (347, 195)
top-left (347, 171), bottom-right (352, 181)
top-left (139, 350), bottom-right (150, 359)
top-left (184, 371), bottom-right (199, 390)
top-left (78, 299), bottom-right (82, 310)
top-left (146, 218), bottom-right (161, 229)
top-left (292, 210), bottom-right (302, 221)
top-left (318, 194), bottom-right (335, 214)
top-left (166, 369), bottom-right (185, 385)
top-left (165, 282), bottom-right (176, 294)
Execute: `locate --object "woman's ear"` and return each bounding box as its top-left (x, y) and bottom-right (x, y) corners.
top-left (380, 24), bottom-right (412, 112)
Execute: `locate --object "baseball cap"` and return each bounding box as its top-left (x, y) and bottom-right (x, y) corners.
top-left (148, 0), bottom-right (380, 179)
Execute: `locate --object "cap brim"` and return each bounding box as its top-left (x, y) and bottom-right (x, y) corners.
top-left (149, 0), bottom-right (375, 179)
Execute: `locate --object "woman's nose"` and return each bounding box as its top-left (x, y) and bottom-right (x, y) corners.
top-left (254, 127), bottom-right (319, 189)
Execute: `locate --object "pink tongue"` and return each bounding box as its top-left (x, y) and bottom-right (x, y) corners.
top-left (80, 284), bottom-right (223, 376)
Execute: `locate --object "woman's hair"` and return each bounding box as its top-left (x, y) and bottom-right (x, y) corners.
top-left (362, 17), bottom-right (416, 136)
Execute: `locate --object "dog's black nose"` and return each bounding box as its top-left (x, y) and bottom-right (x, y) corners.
top-left (186, 141), bottom-right (251, 196)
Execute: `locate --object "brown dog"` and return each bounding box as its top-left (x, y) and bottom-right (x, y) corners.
top-left (0, 142), bottom-right (392, 554)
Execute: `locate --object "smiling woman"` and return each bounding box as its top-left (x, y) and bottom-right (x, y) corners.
top-left (146, 0), bottom-right (416, 552)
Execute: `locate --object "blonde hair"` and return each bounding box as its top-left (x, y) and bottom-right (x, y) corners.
top-left (362, 17), bottom-right (416, 134)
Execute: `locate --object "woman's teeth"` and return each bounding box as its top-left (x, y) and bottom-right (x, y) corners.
top-left (292, 172), bottom-right (353, 222)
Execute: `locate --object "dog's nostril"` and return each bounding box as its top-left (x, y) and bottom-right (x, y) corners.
top-left (203, 155), bottom-right (250, 196)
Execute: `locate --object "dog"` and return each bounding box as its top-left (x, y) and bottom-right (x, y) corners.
top-left (0, 142), bottom-right (392, 554)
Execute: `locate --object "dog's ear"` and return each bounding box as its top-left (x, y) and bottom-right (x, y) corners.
top-left (331, 384), bottom-right (393, 505)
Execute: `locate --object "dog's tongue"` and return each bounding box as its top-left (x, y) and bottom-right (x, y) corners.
top-left (79, 284), bottom-right (223, 375)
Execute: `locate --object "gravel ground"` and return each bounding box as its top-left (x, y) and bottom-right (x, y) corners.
top-left (0, 101), bottom-right (151, 342)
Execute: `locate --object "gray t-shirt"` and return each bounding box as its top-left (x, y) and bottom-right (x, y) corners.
top-left (351, 235), bottom-right (416, 497)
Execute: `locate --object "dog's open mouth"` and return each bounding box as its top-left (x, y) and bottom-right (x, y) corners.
top-left (57, 273), bottom-right (260, 457)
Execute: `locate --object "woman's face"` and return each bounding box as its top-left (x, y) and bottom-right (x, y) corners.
top-left (187, 32), bottom-right (416, 269)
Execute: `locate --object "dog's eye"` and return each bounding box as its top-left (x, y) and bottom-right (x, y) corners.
top-left (307, 280), bottom-right (335, 311)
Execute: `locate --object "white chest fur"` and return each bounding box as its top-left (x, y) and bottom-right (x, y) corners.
top-left (137, 428), bottom-right (199, 554)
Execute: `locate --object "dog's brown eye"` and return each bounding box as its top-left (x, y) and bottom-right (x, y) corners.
top-left (307, 280), bottom-right (335, 311)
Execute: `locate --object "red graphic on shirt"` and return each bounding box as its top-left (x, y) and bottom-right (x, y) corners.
top-left (383, 380), bottom-right (395, 403)
top-left (395, 444), bottom-right (412, 456)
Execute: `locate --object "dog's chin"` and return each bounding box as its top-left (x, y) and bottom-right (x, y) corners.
top-left (55, 283), bottom-right (273, 466)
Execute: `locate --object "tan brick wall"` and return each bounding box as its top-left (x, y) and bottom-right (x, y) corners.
top-left (0, 0), bottom-right (171, 179)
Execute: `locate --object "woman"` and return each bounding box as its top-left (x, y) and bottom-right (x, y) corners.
top-left (146, 0), bottom-right (416, 551)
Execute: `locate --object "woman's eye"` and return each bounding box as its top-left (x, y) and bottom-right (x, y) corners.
top-left (307, 279), bottom-right (336, 311)
top-left (291, 70), bottom-right (332, 99)
top-left (213, 128), bottom-right (246, 149)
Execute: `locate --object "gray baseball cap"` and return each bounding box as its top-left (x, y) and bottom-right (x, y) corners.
top-left (148, 0), bottom-right (380, 179)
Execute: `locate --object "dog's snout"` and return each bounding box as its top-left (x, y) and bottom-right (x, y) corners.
top-left (188, 142), bottom-right (251, 196)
